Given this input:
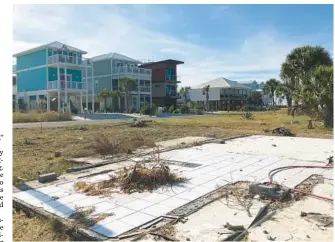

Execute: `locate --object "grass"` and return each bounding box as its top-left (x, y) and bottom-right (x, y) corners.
top-left (13, 110), bottom-right (332, 182)
top-left (13, 210), bottom-right (70, 241)
top-left (13, 111), bottom-right (72, 123)
top-left (13, 110), bottom-right (332, 241)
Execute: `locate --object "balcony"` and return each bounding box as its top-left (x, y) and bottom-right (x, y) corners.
top-left (48, 81), bottom-right (87, 91)
top-left (220, 94), bottom-right (248, 99)
top-left (166, 92), bottom-right (180, 98)
top-left (139, 86), bottom-right (151, 93)
top-left (48, 54), bottom-right (92, 66)
top-left (165, 75), bottom-right (180, 82)
top-left (112, 66), bottom-right (152, 76)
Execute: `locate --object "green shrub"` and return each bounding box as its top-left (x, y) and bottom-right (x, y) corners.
top-left (140, 104), bottom-right (157, 115)
top-left (180, 105), bottom-right (190, 114)
top-left (242, 111), bottom-right (253, 119)
top-left (13, 111), bottom-right (72, 123)
top-left (140, 105), bottom-right (152, 115)
top-left (267, 105), bottom-right (281, 111)
top-left (168, 105), bottom-right (175, 113)
top-left (194, 103), bottom-right (203, 109)
top-left (173, 109), bottom-right (180, 114)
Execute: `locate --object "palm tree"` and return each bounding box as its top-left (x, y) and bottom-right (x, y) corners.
top-left (180, 86), bottom-right (191, 105)
top-left (111, 90), bottom-right (121, 112)
top-left (280, 46), bottom-right (333, 114)
top-left (264, 79), bottom-right (280, 105)
top-left (298, 65), bottom-right (333, 128)
top-left (98, 89), bottom-right (113, 113)
top-left (276, 83), bottom-right (293, 114)
top-left (119, 77), bottom-right (137, 113)
top-left (202, 85), bottom-right (210, 111)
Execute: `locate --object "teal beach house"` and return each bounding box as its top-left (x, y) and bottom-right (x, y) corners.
top-left (13, 41), bottom-right (93, 112)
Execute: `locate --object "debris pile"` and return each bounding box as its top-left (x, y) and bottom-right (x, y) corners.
top-left (74, 175), bottom-right (118, 196)
top-left (131, 118), bottom-right (147, 128)
top-left (75, 161), bottom-right (187, 195)
top-left (272, 127), bottom-right (295, 136)
top-left (300, 211), bottom-right (333, 228)
top-left (249, 183), bottom-right (290, 201)
top-left (119, 161), bottom-right (188, 193)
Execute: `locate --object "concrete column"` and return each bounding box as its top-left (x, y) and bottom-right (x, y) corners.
top-left (80, 92), bottom-right (83, 113)
top-left (150, 79), bottom-right (153, 108)
top-left (57, 64), bottom-right (60, 112)
top-left (65, 67), bottom-right (69, 112)
top-left (15, 94), bottom-right (19, 112)
top-left (137, 79), bottom-right (140, 111)
top-left (124, 94), bottom-right (128, 113)
top-left (92, 79), bottom-right (95, 113)
top-left (85, 67), bottom-right (88, 110)
top-left (47, 92), bottom-right (50, 111)
top-left (36, 95), bottom-right (39, 110)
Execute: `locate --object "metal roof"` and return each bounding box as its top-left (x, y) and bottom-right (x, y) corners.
top-left (140, 59), bottom-right (184, 67)
top-left (90, 53), bottom-right (142, 63)
top-left (13, 41), bottom-right (88, 57)
top-left (192, 77), bottom-right (251, 89)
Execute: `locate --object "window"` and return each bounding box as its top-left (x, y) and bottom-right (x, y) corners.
top-left (165, 68), bottom-right (176, 81)
top-left (166, 85), bottom-right (176, 96)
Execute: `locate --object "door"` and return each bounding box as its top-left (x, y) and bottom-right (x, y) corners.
top-left (60, 74), bottom-right (72, 89)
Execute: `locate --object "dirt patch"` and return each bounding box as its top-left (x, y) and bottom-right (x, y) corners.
top-left (150, 224), bottom-right (177, 241)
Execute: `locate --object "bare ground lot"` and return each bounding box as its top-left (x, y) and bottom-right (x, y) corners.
top-left (13, 110), bottom-right (333, 241)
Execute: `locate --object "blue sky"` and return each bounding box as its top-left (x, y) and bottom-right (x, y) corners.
top-left (13, 4), bottom-right (333, 87)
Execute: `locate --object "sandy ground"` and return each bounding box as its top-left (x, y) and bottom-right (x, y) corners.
top-left (156, 179), bottom-right (333, 242)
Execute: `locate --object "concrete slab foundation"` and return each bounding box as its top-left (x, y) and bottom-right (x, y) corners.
top-left (13, 135), bottom-right (333, 240)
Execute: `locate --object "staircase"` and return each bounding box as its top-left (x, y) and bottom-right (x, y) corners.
top-left (69, 96), bottom-right (82, 114)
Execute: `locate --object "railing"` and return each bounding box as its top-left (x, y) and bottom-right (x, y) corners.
top-left (48, 54), bottom-right (92, 66)
top-left (220, 94), bottom-right (248, 98)
top-left (139, 86), bottom-right (151, 92)
top-left (112, 66), bottom-right (152, 76)
top-left (166, 92), bottom-right (179, 97)
top-left (48, 80), bottom-right (87, 90)
top-left (165, 75), bottom-right (180, 82)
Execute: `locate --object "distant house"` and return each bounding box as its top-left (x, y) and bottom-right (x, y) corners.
top-left (86, 53), bottom-right (152, 112)
top-left (189, 77), bottom-right (252, 111)
top-left (243, 80), bottom-right (287, 106)
top-left (243, 80), bottom-right (265, 91)
top-left (139, 59), bottom-right (184, 108)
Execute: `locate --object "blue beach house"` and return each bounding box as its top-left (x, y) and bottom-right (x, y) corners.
top-left (13, 41), bottom-right (93, 112)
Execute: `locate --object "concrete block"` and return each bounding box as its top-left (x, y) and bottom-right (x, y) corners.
top-left (38, 172), bottom-right (57, 183)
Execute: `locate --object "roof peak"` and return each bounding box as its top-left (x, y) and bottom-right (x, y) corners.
top-left (13, 41), bottom-right (87, 57)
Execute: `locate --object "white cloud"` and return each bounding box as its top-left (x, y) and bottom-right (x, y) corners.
top-left (12, 4), bottom-right (330, 87)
